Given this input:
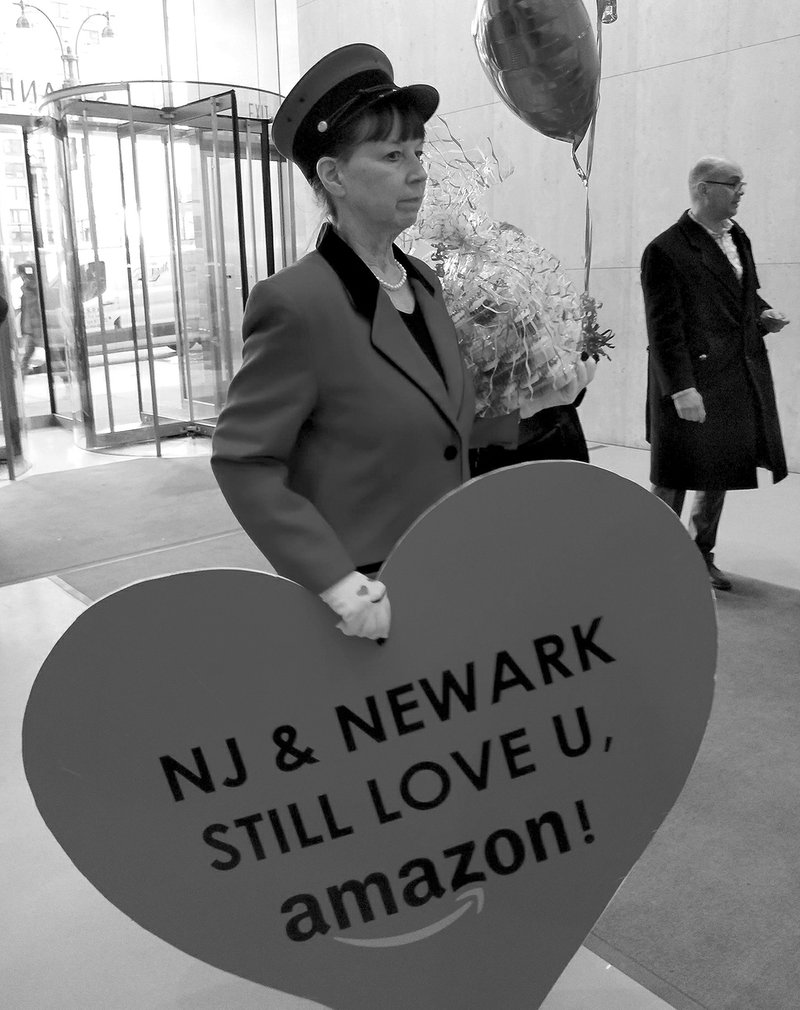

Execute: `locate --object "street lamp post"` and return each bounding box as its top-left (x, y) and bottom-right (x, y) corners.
top-left (14, 1), bottom-right (115, 89)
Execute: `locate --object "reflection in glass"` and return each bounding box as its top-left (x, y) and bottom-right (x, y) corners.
top-left (0, 215), bottom-right (29, 478)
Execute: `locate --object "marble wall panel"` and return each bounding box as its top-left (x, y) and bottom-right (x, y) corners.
top-left (588, 33), bottom-right (800, 268)
top-left (296, 0), bottom-right (497, 112)
top-left (602, 0), bottom-right (800, 79)
top-left (576, 267), bottom-right (650, 450)
top-left (431, 103), bottom-right (589, 272)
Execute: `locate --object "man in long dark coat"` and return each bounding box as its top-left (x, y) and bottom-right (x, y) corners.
top-left (642, 156), bottom-right (789, 590)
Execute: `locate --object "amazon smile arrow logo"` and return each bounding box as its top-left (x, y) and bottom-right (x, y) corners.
top-left (334, 888), bottom-right (485, 948)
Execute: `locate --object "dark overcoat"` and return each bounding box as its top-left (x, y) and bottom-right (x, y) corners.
top-left (211, 224), bottom-right (475, 594)
top-left (642, 211), bottom-right (787, 490)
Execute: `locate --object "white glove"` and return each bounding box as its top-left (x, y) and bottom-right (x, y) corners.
top-left (320, 571), bottom-right (391, 641)
top-left (520, 356), bottom-right (598, 418)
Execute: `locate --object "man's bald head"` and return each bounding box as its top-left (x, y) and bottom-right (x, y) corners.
top-left (689, 157), bottom-right (744, 196)
top-left (688, 157), bottom-right (746, 223)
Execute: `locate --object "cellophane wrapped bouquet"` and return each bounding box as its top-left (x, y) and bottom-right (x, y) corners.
top-left (403, 127), bottom-right (612, 418)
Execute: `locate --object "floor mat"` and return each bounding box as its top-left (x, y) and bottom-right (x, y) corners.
top-left (59, 530), bottom-right (275, 602)
top-left (588, 576), bottom-right (800, 1010)
top-left (1, 457), bottom-right (239, 586)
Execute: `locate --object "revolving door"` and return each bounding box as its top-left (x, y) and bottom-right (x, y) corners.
top-left (40, 81), bottom-right (289, 452)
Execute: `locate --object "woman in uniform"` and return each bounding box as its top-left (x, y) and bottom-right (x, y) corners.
top-left (211, 45), bottom-right (475, 641)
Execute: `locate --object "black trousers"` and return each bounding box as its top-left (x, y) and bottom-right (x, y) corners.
top-left (650, 486), bottom-right (727, 557)
top-left (469, 404), bottom-right (589, 477)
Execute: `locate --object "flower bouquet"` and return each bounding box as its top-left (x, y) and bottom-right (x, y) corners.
top-left (404, 127), bottom-right (612, 418)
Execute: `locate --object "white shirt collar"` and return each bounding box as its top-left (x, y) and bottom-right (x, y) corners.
top-left (689, 210), bottom-right (733, 238)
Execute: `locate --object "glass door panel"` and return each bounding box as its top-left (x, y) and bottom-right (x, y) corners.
top-left (32, 83), bottom-right (278, 452)
top-left (0, 120), bottom-right (63, 429)
top-left (46, 93), bottom-right (245, 449)
top-left (116, 120), bottom-right (178, 449)
top-left (23, 120), bottom-right (73, 423)
top-left (71, 115), bottom-right (154, 446)
top-left (0, 237), bottom-right (29, 479)
top-left (241, 121), bottom-right (270, 286)
top-left (166, 92), bottom-right (247, 427)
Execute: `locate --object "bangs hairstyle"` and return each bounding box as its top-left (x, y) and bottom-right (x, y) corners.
top-left (345, 98), bottom-right (427, 147)
top-left (311, 98), bottom-right (427, 219)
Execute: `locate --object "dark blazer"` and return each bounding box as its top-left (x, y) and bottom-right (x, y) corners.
top-left (642, 211), bottom-right (787, 490)
top-left (211, 224), bottom-right (475, 593)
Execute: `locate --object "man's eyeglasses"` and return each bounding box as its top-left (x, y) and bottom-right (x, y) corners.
top-left (703, 180), bottom-right (747, 194)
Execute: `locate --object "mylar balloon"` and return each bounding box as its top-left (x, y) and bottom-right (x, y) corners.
top-left (472, 0), bottom-right (601, 148)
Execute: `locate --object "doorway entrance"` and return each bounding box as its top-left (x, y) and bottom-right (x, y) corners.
top-left (0, 80), bottom-right (289, 466)
top-left (40, 81), bottom-right (289, 453)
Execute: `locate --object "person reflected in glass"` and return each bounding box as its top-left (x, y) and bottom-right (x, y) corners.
top-left (16, 262), bottom-right (44, 376)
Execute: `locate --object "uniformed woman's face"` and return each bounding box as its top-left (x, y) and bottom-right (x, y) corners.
top-left (322, 110), bottom-right (428, 239)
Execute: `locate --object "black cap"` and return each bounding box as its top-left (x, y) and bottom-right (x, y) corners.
top-left (272, 44), bottom-right (439, 180)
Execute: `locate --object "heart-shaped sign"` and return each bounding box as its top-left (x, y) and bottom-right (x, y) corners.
top-left (23, 462), bottom-right (716, 1009)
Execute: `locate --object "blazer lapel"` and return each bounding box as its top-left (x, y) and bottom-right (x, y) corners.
top-left (730, 225), bottom-right (756, 303)
top-left (315, 223), bottom-right (466, 427)
top-left (411, 275), bottom-right (466, 413)
top-left (370, 289), bottom-right (460, 427)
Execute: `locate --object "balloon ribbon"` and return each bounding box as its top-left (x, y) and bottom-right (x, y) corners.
top-left (573, 1), bottom-right (610, 294)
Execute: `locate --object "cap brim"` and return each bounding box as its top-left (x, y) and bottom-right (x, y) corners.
top-left (272, 44), bottom-right (396, 162)
top-left (366, 83), bottom-right (440, 124)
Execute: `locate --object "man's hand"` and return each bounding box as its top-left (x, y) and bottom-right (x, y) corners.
top-left (672, 387), bottom-right (705, 422)
top-left (760, 309), bottom-right (790, 333)
top-left (320, 571), bottom-right (391, 641)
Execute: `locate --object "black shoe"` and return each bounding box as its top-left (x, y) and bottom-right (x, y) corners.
top-left (704, 553), bottom-right (732, 591)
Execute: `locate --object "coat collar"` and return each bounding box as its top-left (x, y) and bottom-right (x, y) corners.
top-left (677, 210), bottom-right (747, 302)
top-left (679, 208), bottom-right (745, 246)
top-left (315, 221), bottom-right (435, 319)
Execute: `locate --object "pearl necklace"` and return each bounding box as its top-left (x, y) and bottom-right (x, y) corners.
top-left (369, 258), bottom-right (407, 292)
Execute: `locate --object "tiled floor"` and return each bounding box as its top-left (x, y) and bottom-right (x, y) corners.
top-left (4, 427), bottom-right (798, 1009)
